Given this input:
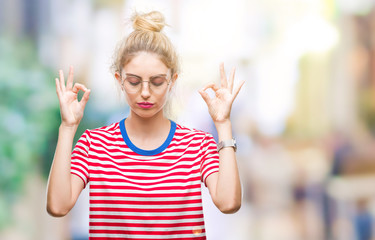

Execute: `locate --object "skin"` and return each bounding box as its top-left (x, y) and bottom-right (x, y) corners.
top-left (46, 51), bottom-right (244, 217)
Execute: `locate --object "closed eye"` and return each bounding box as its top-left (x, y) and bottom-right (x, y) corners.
top-left (126, 76), bottom-right (141, 86)
top-left (150, 76), bottom-right (167, 86)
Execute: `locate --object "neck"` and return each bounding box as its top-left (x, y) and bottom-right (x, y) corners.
top-left (126, 111), bottom-right (170, 138)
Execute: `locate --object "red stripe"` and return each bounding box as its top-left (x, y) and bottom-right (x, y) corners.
top-left (90, 191), bottom-right (201, 198)
top-left (90, 198), bottom-right (201, 206)
top-left (90, 221), bottom-right (204, 228)
top-left (89, 184), bottom-right (201, 191)
top-left (89, 162), bottom-right (201, 173)
top-left (89, 169), bottom-right (200, 179)
top-left (90, 176), bottom-right (200, 184)
top-left (89, 214), bottom-right (204, 220)
top-left (90, 206), bottom-right (203, 213)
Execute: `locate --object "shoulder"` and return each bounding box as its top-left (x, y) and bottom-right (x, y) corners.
top-left (89, 122), bottom-right (119, 134)
top-left (82, 122), bottom-right (121, 141)
top-left (174, 122), bottom-right (214, 141)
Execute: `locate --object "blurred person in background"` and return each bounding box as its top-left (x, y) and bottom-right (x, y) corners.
top-left (46, 10), bottom-right (244, 239)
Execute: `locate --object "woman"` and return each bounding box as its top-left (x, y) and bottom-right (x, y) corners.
top-left (47, 11), bottom-right (244, 239)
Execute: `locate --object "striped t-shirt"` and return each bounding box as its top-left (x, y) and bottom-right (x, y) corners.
top-left (71, 118), bottom-right (220, 239)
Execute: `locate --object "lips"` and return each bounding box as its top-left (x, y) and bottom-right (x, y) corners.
top-left (137, 102), bottom-right (154, 109)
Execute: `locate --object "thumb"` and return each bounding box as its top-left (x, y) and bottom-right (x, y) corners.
top-left (199, 89), bottom-right (211, 105)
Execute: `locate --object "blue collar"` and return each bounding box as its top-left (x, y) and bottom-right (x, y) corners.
top-left (119, 118), bottom-right (176, 156)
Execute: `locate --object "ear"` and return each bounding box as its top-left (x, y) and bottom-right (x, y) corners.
top-left (115, 72), bottom-right (123, 90)
top-left (170, 73), bottom-right (178, 88)
top-left (115, 71), bottom-right (121, 83)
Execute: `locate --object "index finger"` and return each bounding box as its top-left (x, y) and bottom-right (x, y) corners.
top-left (228, 67), bottom-right (236, 92)
top-left (201, 83), bottom-right (219, 92)
top-left (219, 63), bottom-right (228, 88)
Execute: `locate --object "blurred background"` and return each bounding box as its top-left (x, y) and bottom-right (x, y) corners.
top-left (1, 0), bottom-right (375, 239)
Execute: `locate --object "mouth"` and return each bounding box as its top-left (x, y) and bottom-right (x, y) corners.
top-left (137, 102), bottom-right (154, 109)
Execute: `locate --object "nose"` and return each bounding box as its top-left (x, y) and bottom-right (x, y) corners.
top-left (140, 81), bottom-right (151, 99)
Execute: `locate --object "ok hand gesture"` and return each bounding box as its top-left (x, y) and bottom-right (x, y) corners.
top-left (199, 63), bottom-right (245, 124)
top-left (55, 66), bottom-right (91, 128)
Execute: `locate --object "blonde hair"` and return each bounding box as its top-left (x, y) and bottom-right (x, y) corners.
top-left (111, 11), bottom-right (180, 77)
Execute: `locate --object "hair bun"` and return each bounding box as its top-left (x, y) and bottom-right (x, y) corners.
top-left (132, 11), bottom-right (166, 32)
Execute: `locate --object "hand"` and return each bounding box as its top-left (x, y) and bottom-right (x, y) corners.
top-left (199, 63), bottom-right (245, 124)
top-left (55, 66), bottom-right (91, 128)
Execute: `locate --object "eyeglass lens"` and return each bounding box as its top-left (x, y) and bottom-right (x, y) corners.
top-left (122, 75), bottom-right (169, 93)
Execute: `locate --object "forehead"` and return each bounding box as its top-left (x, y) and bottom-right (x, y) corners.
top-left (123, 52), bottom-right (170, 76)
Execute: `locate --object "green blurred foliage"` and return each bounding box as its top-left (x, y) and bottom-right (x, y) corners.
top-left (0, 36), bottom-right (60, 229)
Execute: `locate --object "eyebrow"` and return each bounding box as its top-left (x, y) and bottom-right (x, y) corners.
top-left (124, 73), bottom-right (168, 79)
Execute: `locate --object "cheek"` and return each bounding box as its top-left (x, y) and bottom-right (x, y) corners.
top-left (160, 89), bottom-right (172, 103)
top-left (123, 92), bottom-right (135, 104)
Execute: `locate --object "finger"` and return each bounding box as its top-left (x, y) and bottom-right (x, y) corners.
top-left (59, 70), bottom-right (66, 92)
top-left (201, 83), bottom-right (219, 92)
top-left (228, 67), bottom-right (236, 92)
top-left (198, 89), bottom-right (211, 105)
top-left (55, 78), bottom-right (62, 98)
top-left (219, 63), bottom-right (228, 88)
top-left (80, 89), bottom-right (91, 108)
top-left (66, 65), bottom-right (74, 90)
top-left (72, 83), bottom-right (88, 94)
top-left (232, 80), bottom-right (245, 100)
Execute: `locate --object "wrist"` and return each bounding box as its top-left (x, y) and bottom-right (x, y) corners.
top-left (59, 123), bottom-right (79, 133)
top-left (214, 120), bottom-right (233, 141)
top-left (214, 119), bottom-right (231, 128)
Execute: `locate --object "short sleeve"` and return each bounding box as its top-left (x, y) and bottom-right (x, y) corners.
top-left (71, 130), bottom-right (90, 188)
top-left (200, 133), bottom-right (219, 186)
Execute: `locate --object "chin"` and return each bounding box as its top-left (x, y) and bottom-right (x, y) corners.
top-left (132, 108), bottom-right (163, 119)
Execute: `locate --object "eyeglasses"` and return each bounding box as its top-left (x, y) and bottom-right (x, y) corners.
top-left (121, 74), bottom-right (170, 94)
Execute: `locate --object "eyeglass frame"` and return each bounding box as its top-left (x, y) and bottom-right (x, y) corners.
top-left (120, 73), bottom-right (172, 93)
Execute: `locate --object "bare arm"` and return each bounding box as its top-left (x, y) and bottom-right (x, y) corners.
top-left (199, 63), bottom-right (244, 214)
top-left (46, 66), bottom-right (91, 217)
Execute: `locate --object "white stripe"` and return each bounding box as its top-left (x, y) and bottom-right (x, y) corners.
top-left (89, 210), bottom-right (203, 216)
top-left (88, 145), bottom-right (203, 160)
top-left (90, 180), bottom-right (201, 188)
top-left (89, 173), bottom-right (200, 182)
top-left (89, 196), bottom-right (202, 202)
top-left (90, 133), bottom-right (124, 144)
top-left (89, 225), bottom-right (205, 232)
top-left (90, 203), bottom-right (202, 209)
top-left (90, 188), bottom-right (201, 194)
top-left (168, 138), bottom-right (202, 145)
top-left (87, 148), bottom-right (203, 161)
top-left (90, 130), bottom-right (122, 139)
top-left (89, 184), bottom-right (201, 190)
top-left (89, 218), bottom-right (204, 224)
top-left (174, 131), bottom-right (205, 138)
